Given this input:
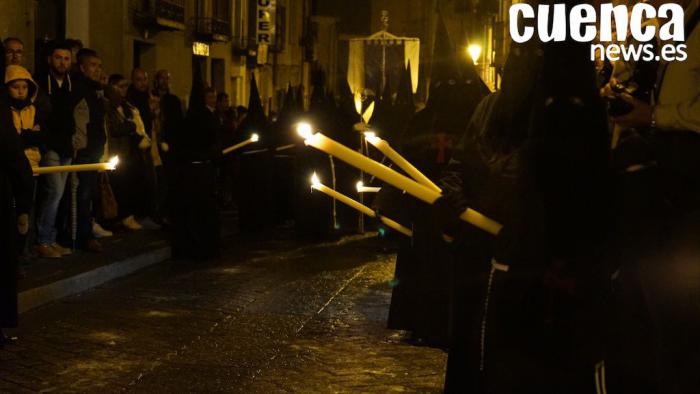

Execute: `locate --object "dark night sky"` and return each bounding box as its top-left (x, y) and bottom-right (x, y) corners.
top-left (314, 0), bottom-right (373, 36)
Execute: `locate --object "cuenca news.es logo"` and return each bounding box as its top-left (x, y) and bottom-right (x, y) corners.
top-left (509, 3), bottom-right (687, 62)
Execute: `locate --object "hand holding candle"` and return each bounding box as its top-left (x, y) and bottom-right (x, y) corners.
top-left (222, 133), bottom-right (260, 155)
top-left (33, 156), bottom-right (120, 176)
top-left (311, 173), bottom-right (412, 237)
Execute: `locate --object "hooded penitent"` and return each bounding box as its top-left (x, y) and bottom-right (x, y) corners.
top-left (442, 7), bottom-right (613, 389)
top-left (380, 13), bottom-right (489, 349)
top-left (293, 67), bottom-right (336, 240)
top-left (236, 74), bottom-right (275, 234)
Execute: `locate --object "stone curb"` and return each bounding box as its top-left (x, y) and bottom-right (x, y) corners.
top-left (18, 246), bottom-right (172, 314)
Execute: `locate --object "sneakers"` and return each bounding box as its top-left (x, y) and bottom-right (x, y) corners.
top-left (36, 244), bottom-right (61, 259)
top-left (50, 243), bottom-right (73, 256)
top-left (92, 221), bottom-right (114, 238)
top-left (138, 217), bottom-right (162, 230)
top-left (122, 215), bottom-right (143, 231)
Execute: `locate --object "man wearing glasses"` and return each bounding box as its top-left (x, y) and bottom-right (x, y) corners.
top-left (3, 37), bottom-right (24, 66)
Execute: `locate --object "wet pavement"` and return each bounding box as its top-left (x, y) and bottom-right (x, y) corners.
top-left (1, 234), bottom-right (446, 393)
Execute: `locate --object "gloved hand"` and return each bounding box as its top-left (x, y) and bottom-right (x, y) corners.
top-left (492, 224), bottom-right (518, 267)
top-left (17, 213), bottom-right (29, 235)
top-left (431, 190), bottom-right (468, 237)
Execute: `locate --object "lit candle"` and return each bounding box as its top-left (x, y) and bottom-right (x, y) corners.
top-left (298, 123), bottom-right (502, 235)
top-left (356, 181), bottom-right (381, 193)
top-left (222, 133), bottom-right (260, 155)
top-left (298, 123), bottom-right (437, 202)
top-left (311, 173), bottom-right (412, 237)
top-left (364, 132), bottom-right (442, 193)
top-left (34, 156), bottom-right (119, 176)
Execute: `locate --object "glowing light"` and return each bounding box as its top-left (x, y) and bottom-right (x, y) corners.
top-left (107, 156), bottom-right (120, 170)
top-left (297, 122), bottom-right (314, 140)
top-left (356, 181), bottom-right (364, 192)
top-left (251, 133), bottom-right (260, 142)
top-left (363, 131), bottom-right (380, 144)
top-left (311, 172), bottom-right (321, 187)
top-left (468, 44), bottom-right (482, 65)
top-left (354, 92), bottom-right (363, 115)
top-left (192, 41), bottom-right (210, 56)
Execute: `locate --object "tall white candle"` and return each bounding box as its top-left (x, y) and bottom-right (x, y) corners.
top-left (298, 124), bottom-right (502, 235)
top-left (311, 174), bottom-right (413, 237)
top-left (222, 134), bottom-right (259, 155)
top-left (364, 132), bottom-right (441, 193)
top-left (34, 156), bottom-right (119, 176)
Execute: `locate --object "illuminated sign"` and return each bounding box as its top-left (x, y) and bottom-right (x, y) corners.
top-left (192, 41), bottom-right (210, 56)
top-left (256, 0), bottom-right (276, 45)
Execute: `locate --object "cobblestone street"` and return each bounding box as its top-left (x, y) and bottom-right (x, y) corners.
top-left (0, 235), bottom-right (446, 393)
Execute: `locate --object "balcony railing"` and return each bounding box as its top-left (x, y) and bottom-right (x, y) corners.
top-left (133, 0), bottom-right (186, 32)
top-left (194, 18), bottom-right (231, 42)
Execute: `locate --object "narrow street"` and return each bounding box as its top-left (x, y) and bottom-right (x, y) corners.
top-left (1, 235), bottom-right (446, 393)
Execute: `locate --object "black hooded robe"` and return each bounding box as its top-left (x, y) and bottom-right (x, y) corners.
top-left (383, 75), bottom-right (489, 347)
top-left (171, 105), bottom-right (222, 260)
top-left (443, 41), bottom-right (612, 393)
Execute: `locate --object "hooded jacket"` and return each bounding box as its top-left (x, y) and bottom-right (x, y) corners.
top-left (5, 65), bottom-right (44, 168)
top-left (37, 71), bottom-right (77, 158)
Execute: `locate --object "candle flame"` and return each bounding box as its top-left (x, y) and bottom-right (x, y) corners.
top-left (363, 132), bottom-right (380, 144)
top-left (356, 181), bottom-right (364, 192)
top-left (251, 133), bottom-right (260, 142)
top-left (108, 156), bottom-right (120, 170)
top-left (354, 92), bottom-right (362, 115)
top-left (310, 172), bottom-right (321, 187)
top-left (296, 122), bottom-right (314, 140)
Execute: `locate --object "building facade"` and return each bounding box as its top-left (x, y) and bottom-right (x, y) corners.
top-left (0, 0), bottom-right (321, 112)
top-left (0, 0), bottom-right (510, 110)
top-left (367, 0), bottom-right (509, 95)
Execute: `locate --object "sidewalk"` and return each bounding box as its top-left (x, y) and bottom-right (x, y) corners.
top-left (17, 229), bottom-right (171, 313)
top-left (13, 208), bottom-right (358, 315)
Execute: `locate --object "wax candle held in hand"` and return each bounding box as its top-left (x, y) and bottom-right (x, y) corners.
top-left (33, 156), bottom-right (120, 176)
top-left (311, 173), bottom-right (412, 237)
top-left (297, 123), bottom-right (502, 235)
top-left (364, 131), bottom-right (441, 193)
top-left (222, 134), bottom-right (260, 155)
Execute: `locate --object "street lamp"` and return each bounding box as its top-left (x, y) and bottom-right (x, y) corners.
top-left (467, 44), bottom-right (482, 65)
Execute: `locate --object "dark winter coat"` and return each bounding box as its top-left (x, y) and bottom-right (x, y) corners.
top-left (37, 73), bottom-right (78, 158)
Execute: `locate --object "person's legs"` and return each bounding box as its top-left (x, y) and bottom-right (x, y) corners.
top-left (75, 160), bottom-right (100, 250)
top-left (36, 151), bottom-right (71, 256)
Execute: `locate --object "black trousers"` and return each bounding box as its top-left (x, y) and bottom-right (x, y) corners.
top-left (74, 154), bottom-right (101, 248)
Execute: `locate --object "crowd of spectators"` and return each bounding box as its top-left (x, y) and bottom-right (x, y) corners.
top-left (1, 38), bottom-right (248, 262)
